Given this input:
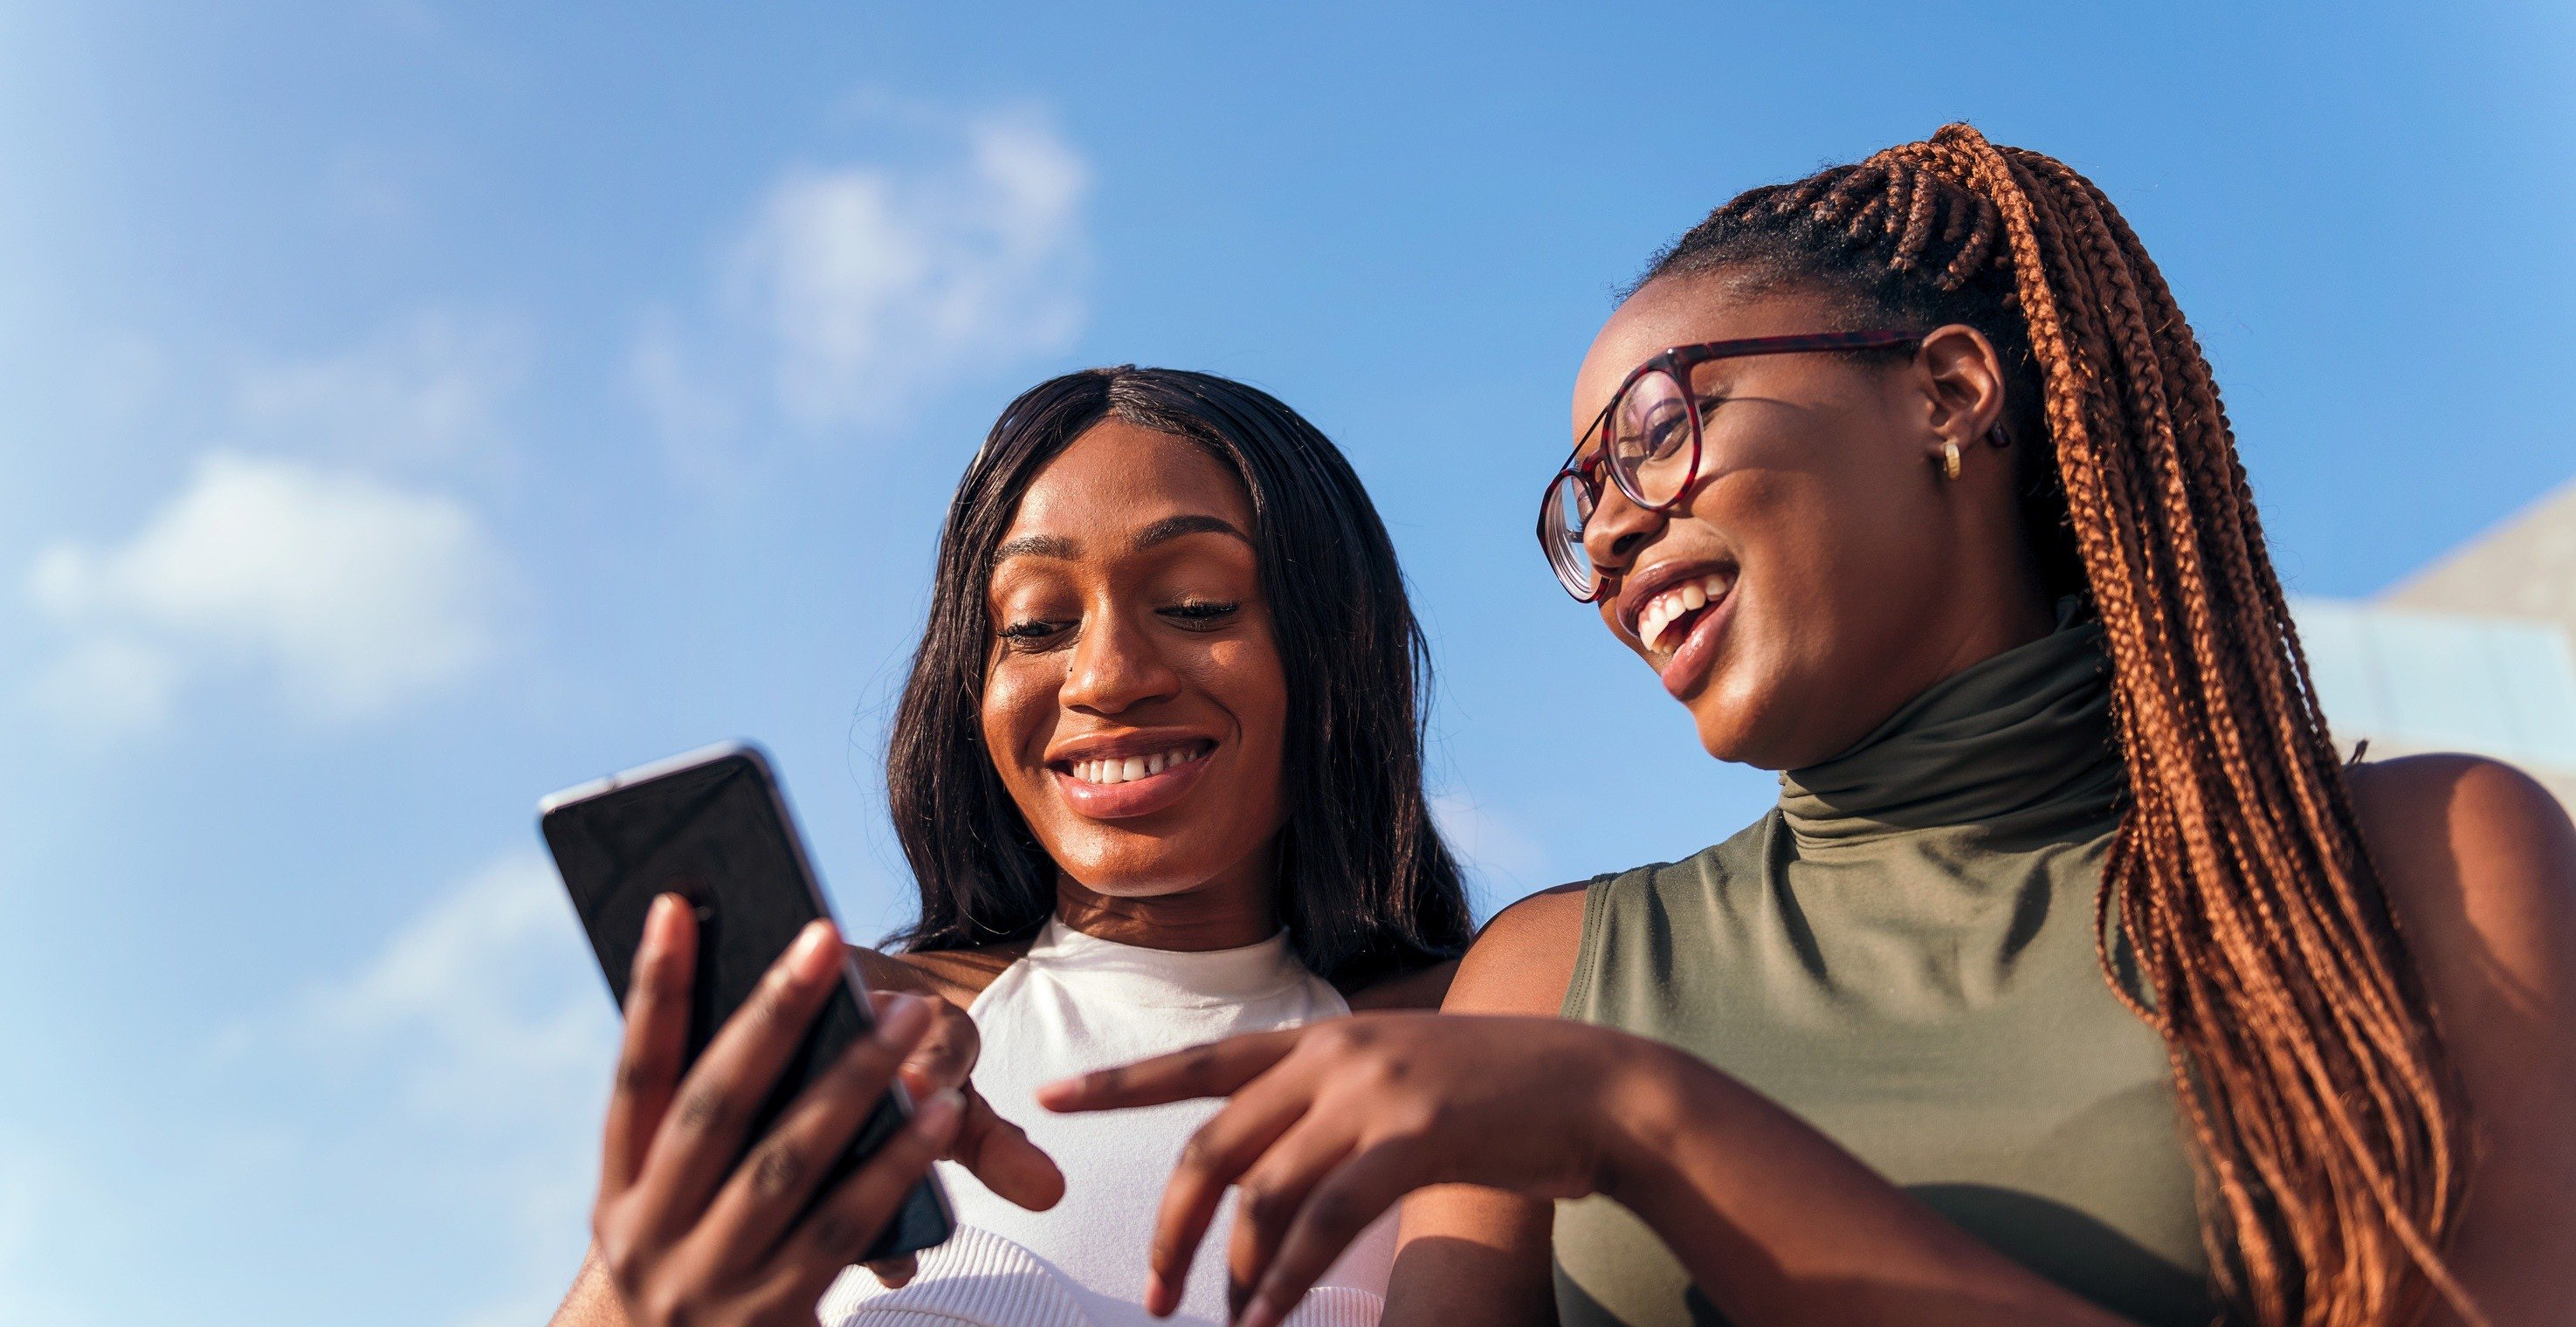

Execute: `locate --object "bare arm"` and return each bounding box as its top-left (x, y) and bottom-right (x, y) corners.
top-left (1381, 885), bottom-right (1587, 1327)
top-left (1343, 957), bottom-right (1461, 1012)
top-left (2350, 754), bottom-right (2576, 1327)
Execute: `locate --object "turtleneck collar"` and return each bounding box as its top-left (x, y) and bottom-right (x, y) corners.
top-left (1779, 606), bottom-right (2122, 849)
top-left (1023, 916), bottom-right (1311, 1009)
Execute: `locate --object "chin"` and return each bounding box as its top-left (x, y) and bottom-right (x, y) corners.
top-left (1053, 846), bottom-right (1222, 898)
top-left (1684, 669), bottom-right (1801, 769)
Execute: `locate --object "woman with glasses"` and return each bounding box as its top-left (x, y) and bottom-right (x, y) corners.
top-left (1046, 127), bottom-right (2576, 1327)
top-left (548, 368), bottom-right (1471, 1327)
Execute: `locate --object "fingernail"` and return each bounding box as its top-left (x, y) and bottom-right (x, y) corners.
top-left (789, 918), bottom-right (837, 978)
top-left (918, 1087), bottom-right (964, 1137)
top-left (644, 893), bottom-right (680, 949)
top-left (877, 993), bottom-right (931, 1043)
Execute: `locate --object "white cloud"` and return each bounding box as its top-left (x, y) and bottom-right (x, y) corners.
top-left (27, 451), bottom-right (507, 727)
top-left (24, 636), bottom-right (182, 738)
top-left (300, 849), bottom-right (615, 1124)
top-left (235, 310), bottom-right (525, 471)
top-left (275, 849), bottom-right (614, 1327)
top-left (639, 107), bottom-right (1088, 457)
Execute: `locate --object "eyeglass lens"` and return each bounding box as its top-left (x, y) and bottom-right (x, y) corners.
top-left (1541, 470), bottom-right (1597, 598)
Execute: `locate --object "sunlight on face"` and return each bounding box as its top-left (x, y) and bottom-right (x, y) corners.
top-left (1570, 277), bottom-right (1986, 768)
top-left (978, 419), bottom-right (1291, 904)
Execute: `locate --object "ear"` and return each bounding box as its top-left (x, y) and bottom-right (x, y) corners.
top-left (1913, 323), bottom-right (2008, 452)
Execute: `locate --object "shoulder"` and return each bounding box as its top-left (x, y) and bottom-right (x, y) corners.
top-left (851, 942), bottom-right (1032, 1008)
top-left (2346, 753), bottom-right (2576, 944)
top-left (2345, 753), bottom-right (2576, 1276)
top-left (2345, 752), bottom-right (2576, 1073)
top-left (1443, 882), bottom-right (1594, 1016)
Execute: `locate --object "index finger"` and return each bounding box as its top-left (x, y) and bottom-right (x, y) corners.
top-left (1035, 1028), bottom-right (1307, 1113)
top-left (601, 893), bottom-right (692, 1196)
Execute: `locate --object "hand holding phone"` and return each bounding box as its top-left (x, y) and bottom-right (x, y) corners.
top-left (588, 893), bottom-right (961, 1325)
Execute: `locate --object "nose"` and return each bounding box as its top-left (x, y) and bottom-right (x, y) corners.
top-left (1058, 602), bottom-right (1182, 717)
top-left (1580, 476), bottom-right (1668, 588)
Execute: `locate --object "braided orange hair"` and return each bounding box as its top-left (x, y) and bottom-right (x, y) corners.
top-left (1643, 125), bottom-right (2474, 1327)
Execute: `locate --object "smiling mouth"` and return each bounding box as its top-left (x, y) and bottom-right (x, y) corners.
top-left (1636, 568), bottom-right (1737, 656)
top-left (1052, 740), bottom-right (1215, 787)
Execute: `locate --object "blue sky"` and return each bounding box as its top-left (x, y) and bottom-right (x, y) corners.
top-left (0, 3), bottom-right (2567, 1324)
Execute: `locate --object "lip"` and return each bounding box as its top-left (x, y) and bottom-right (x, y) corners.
top-left (1615, 557), bottom-right (1737, 643)
top-left (1656, 587), bottom-right (1739, 700)
top-left (1043, 729), bottom-right (1220, 822)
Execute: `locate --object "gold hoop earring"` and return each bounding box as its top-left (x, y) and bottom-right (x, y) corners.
top-left (1939, 440), bottom-right (1962, 480)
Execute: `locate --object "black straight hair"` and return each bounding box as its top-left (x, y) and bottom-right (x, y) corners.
top-left (884, 367), bottom-right (1473, 987)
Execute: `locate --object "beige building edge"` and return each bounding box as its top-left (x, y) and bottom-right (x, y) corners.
top-left (2355, 478), bottom-right (2576, 808)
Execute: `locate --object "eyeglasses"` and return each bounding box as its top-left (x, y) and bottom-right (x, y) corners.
top-left (1536, 329), bottom-right (1921, 602)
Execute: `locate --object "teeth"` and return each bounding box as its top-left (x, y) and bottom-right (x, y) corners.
top-left (1636, 574), bottom-right (1733, 654)
top-left (1067, 745), bottom-right (1205, 787)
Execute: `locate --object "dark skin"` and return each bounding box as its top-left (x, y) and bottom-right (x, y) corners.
top-left (1045, 278), bottom-right (2576, 1327)
top-left (549, 420), bottom-right (1454, 1326)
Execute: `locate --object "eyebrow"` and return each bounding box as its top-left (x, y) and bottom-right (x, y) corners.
top-left (992, 533), bottom-right (1079, 562)
top-left (1132, 513), bottom-right (1250, 552)
top-left (992, 515), bottom-right (1250, 565)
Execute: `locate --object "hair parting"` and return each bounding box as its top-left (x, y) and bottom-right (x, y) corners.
top-left (1643, 125), bottom-right (2476, 1327)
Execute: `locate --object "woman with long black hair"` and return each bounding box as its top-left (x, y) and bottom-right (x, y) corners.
top-left (549, 368), bottom-right (1471, 1327)
top-left (1046, 127), bottom-right (2576, 1327)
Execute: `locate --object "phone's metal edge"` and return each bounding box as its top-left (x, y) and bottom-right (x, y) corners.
top-left (534, 739), bottom-right (766, 818)
top-left (533, 738), bottom-right (955, 1234)
top-left (746, 749), bottom-right (960, 1233)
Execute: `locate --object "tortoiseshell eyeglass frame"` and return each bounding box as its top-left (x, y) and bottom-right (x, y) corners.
top-left (1537, 329), bottom-right (1923, 602)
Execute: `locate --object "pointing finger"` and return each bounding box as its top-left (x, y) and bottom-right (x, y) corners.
top-left (1035, 1027), bottom-right (1305, 1113)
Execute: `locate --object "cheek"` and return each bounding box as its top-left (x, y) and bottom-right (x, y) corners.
top-left (978, 660), bottom-right (1057, 775)
top-left (1193, 636), bottom-right (1289, 798)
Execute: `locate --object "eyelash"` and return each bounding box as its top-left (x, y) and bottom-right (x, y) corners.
top-left (1164, 599), bottom-right (1239, 626)
top-left (995, 600), bottom-right (1241, 647)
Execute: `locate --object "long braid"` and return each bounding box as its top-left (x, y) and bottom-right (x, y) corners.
top-left (1643, 126), bottom-right (2474, 1327)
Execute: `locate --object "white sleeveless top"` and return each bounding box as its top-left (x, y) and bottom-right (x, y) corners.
top-left (822, 920), bottom-right (1395, 1327)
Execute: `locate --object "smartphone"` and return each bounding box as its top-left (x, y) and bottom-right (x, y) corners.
top-left (539, 741), bottom-right (954, 1263)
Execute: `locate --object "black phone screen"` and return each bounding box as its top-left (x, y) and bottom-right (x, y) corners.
top-left (540, 745), bottom-right (952, 1263)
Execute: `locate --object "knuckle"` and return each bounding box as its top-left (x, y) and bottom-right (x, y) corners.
top-left (1239, 1182), bottom-right (1290, 1227)
top-left (1305, 1185), bottom-right (1368, 1236)
top-left (616, 1055), bottom-right (668, 1096)
top-left (1178, 1042), bottom-right (1223, 1083)
top-left (807, 1209), bottom-right (860, 1256)
top-left (750, 1142), bottom-right (808, 1198)
top-left (674, 1087), bottom-right (732, 1135)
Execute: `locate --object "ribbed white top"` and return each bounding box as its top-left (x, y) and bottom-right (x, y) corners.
top-left (825, 919), bottom-right (1393, 1327)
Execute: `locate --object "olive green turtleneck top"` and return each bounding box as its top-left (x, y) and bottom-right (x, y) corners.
top-left (1552, 618), bottom-right (2214, 1327)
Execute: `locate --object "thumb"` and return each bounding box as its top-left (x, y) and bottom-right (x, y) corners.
top-left (951, 1088), bottom-right (1066, 1212)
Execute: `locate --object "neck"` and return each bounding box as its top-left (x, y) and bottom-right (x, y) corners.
top-left (1052, 849), bottom-right (1279, 952)
top-left (1930, 588), bottom-right (2057, 689)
